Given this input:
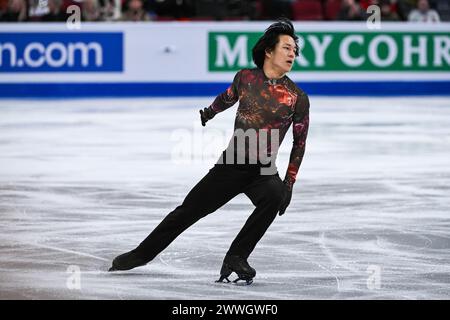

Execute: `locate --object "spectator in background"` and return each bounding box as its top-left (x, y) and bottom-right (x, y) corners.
top-left (430, 0), bottom-right (450, 21)
top-left (397, 0), bottom-right (416, 20)
top-left (408, 0), bottom-right (440, 22)
top-left (82, 0), bottom-right (101, 21)
top-left (338, 0), bottom-right (364, 20)
top-left (99, 0), bottom-right (120, 21)
top-left (28, 0), bottom-right (50, 21)
top-left (380, 0), bottom-right (400, 21)
top-left (261, 0), bottom-right (293, 20)
top-left (148, 0), bottom-right (192, 19)
top-left (41, 0), bottom-right (66, 21)
top-left (122, 0), bottom-right (150, 21)
top-left (0, 0), bottom-right (9, 18)
top-left (1, 0), bottom-right (27, 21)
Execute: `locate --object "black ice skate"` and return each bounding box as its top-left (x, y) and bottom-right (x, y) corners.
top-left (215, 255), bottom-right (256, 285)
top-left (108, 249), bottom-right (148, 272)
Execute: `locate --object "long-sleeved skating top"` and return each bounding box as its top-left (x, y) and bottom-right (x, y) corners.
top-left (205, 68), bottom-right (309, 190)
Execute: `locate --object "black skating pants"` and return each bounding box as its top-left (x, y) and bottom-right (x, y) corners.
top-left (135, 163), bottom-right (285, 261)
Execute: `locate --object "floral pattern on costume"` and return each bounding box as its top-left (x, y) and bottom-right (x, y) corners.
top-left (206, 68), bottom-right (309, 191)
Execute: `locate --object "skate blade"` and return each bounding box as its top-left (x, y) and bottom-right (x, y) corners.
top-left (215, 278), bottom-right (252, 285)
top-left (233, 277), bottom-right (253, 286)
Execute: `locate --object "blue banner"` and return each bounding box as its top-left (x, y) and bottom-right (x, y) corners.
top-left (0, 32), bottom-right (123, 72)
top-left (0, 81), bottom-right (449, 97)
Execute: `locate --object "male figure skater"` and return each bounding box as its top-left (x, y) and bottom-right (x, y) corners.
top-left (109, 19), bottom-right (310, 285)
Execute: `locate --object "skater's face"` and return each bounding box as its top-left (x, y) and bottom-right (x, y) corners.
top-left (264, 35), bottom-right (296, 76)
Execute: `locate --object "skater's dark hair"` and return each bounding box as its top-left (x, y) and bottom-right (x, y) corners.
top-left (252, 18), bottom-right (299, 69)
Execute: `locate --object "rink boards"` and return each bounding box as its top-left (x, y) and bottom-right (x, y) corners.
top-left (0, 22), bottom-right (449, 97)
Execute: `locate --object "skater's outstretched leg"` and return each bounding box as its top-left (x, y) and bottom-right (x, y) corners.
top-left (109, 248), bottom-right (148, 271)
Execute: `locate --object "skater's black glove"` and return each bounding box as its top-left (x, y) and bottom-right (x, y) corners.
top-left (199, 107), bottom-right (215, 126)
top-left (278, 181), bottom-right (292, 216)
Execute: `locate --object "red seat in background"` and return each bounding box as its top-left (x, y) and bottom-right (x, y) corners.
top-left (324, 0), bottom-right (342, 20)
top-left (292, 0), bottom-right (324, 21)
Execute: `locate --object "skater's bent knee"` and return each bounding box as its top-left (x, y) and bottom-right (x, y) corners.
top-left (261, 180), bottom-right (284, 205)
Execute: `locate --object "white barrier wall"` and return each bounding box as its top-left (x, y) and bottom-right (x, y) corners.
top-left (0, 22), bottom-right (449, 96)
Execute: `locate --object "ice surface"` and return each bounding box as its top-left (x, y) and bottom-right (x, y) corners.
top-left (0, 97), bottom-right (449, 299)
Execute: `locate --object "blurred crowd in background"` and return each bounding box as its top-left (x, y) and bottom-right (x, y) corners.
top-left (0, 0), bottom-right (448, 22)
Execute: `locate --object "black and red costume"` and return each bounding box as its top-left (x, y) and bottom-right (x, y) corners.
top-left (136, 68), bottom-right (309, 261)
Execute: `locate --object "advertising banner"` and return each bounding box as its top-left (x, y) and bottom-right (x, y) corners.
top-left (209, 32), bottom-right (450, 72)
top-left (0, 22), bottom-right (448, 97)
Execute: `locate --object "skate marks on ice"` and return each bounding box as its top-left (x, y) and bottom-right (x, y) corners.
top-left (0, 184), bottom-right (447, 299)
top-left (288, 175), bottom-right (450, 299)
top-left (0, 97), bottom-right (450, 299)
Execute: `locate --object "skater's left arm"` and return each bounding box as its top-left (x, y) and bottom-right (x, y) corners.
top-left (278, 93), bottom-right (309, 216)
top-left (284, 92), bottom-right (310, 191)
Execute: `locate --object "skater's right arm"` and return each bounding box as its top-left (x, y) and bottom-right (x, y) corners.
top-left (199, 71), bottom-right (241, 126)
